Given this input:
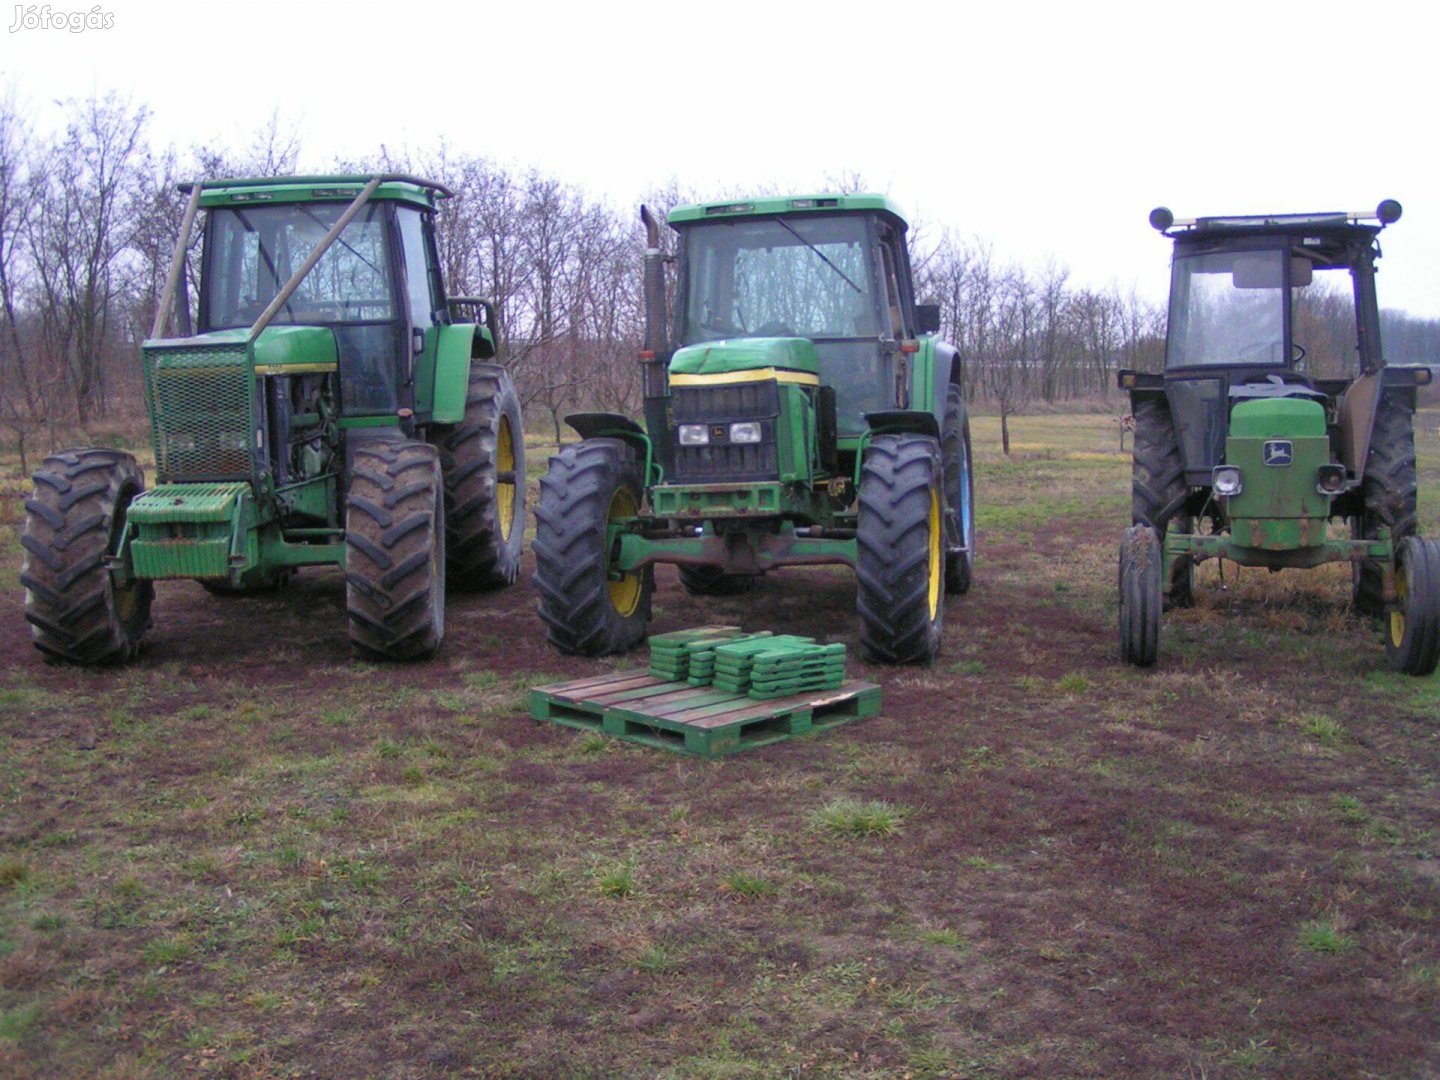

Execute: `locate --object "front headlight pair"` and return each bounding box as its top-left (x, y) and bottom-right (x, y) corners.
top-left (677, 422), bottom-right (762, 446)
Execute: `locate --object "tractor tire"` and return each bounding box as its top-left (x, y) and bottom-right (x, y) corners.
top-left (678, 565), bottom-right (754, 596)
top-left (1118, 524), bottom-right (1163, 668)
top-left (1165, 516), bottom-right (1195, 610)
top-left (1354, 391), bottom-right (1419, 616)
top-left (344, 440), bottom-right (446, 661)
top-left (1384, 536), bottom-right (1440, 677)
top-left (21, 448), bottom-right (153, 665)
top-left (1131, 395), bottom-right (1192, 608)
top-left (1131, 396), bottom-right (1188, 531)
top-left (533, 438), bottom-right (652, 656)
top-left (941, 383), bottom-right (975, 595)
top-left (429, 363), bottom-right (525, 591)
top-left (856, 433), bottom-right (946, 664)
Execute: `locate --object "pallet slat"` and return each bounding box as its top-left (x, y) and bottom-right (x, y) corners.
top-left (529, 671), bottom-right (881, 758)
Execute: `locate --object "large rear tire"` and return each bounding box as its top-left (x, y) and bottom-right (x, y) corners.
top-left (21, 449), bottom-right (153, 665)
top-left (429, 363), bottom-right (525, 590)
top-left (856, 433), bottom-right (945, 664)
top-left (1119, 524), bottom-right (1162, 668)
top-left (1384, 536), bottom-right (1440, 677)
top-left (345, 441), bottom-right (446, 661)
top-left (1131, 395), bottom-right (1192, 608)
top-left (941, 383), bottom-right (975, 595)
top-left (533, 438), bottom-right (653, 656)
top-left (1354, 392), bottom-right (1418, 616)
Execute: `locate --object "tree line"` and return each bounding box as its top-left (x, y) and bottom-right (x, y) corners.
top-left (2, 91), bottom-right (1437, 471)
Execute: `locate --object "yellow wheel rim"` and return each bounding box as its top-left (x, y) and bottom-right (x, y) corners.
top-left (927, 488), bottom-right (941, 619)
top-left (607, 486), bottom-right (642, 617)
top-left (1391, 560), bottom-right (1408, 648)
top-left (496, 416), bottom-right (516, 540)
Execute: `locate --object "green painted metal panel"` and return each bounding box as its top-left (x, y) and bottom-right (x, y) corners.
top-left (250, 326), bottom-right (338, 370)
top-left (1229, 397), bottom-right (1326, 438)
top-left (199, 177), bottom-right (439, 210)
top-left (669, 338), bottom-right (822, 377)
top-left (428, 324), bottom-right (475, 422)
top-left (668, 193), bottom-right (908, 228)
top-left (129, 482), bottom-right (247, 524)
top-left (1225, 433), bottom-right (1331, 526)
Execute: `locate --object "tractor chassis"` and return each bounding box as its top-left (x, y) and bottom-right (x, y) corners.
top-left (1165, 528), bottom-right (1393, 575)
top-left (611, 481), bottom-right (859, 575)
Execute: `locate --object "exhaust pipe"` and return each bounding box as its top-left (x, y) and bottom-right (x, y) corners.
top-left (640, 205), bottom-right (667, 357)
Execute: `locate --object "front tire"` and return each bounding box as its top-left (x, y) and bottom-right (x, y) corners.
top-left (429, 363), bottom-right (525, 590)
top-left (1384, 536), bottom-right (1440, 676)
top-left (345, 441), bottom-right (446, 661)
top-left (21, 449), bottom-right (153, 665)
top-left (1131, 395), bottom-right (1192, 608)
top-left (856, 433), bottom-right (945, 664)
top-left (533, 438), bottom-right (653, 656)
top-left (1119, 524), bottom-right (1162, 668)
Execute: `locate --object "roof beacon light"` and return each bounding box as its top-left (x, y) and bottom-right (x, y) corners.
top-left (1149, 207), bottom-right (1174, 232)
top-left (1376, 199), bottom-right (1403, 225)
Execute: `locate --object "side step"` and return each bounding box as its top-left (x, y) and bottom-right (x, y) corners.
top-left (528, 671), bottom-right (882, 758)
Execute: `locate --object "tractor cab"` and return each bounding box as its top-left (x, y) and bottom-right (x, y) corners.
top-left (669, 196), bottom-right (940, 439)
top-left (1142, 203), bottom-right (1399, 486)
top-left (196, 178), bottom-right (464, 424)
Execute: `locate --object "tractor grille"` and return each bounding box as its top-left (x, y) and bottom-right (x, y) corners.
top-left (143, 341), bottom-right (254, 483)
top-left (672, 382), bottom-right (780, 484)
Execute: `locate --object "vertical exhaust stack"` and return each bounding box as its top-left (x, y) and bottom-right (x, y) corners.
top-left (640, 205), bottom-right (669, 364)
top-left (639, 205), bottom-right (673, 470)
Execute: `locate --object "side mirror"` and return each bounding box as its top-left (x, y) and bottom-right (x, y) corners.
top-left (916, 302), bottom-right (942, 335)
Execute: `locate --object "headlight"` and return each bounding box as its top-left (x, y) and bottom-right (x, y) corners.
top-left (1213, 465), bottom-right (1243, 497)
top-left (677, 424), bottom-right (710, 446)
top-left (729, 422), bottom-right (762, 444)
top-left (1315, 464), bottom-right (1346, 496)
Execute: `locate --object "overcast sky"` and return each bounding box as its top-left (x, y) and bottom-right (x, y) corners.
top-left (5, 0), bottom-right (1437, 317)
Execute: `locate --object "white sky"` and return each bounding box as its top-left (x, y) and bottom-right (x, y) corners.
top-left (4, 0), bottom-right (1437, 317)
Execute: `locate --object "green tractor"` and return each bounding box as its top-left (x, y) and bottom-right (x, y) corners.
top-left (1118, 200), bottom-right (1438, 674)
top-left (534, 194), bottom-right (973, 663)
top-left (21, 175), bottom-right (525, 663)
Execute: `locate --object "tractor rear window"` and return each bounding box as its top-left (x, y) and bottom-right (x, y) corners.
top-left (202, 203), bottom-right (394, 330)
top-left (680, 216), bottom-right (881, 345)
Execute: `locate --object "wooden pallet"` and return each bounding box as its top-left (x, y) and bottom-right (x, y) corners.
top-left (529, 671), bottom-right (882, 757)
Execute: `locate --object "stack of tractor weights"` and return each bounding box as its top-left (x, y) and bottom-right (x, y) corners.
top-left (648, 627), bottom-right (848, 699)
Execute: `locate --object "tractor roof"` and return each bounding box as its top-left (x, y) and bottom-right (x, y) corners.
top-left (184, 174), bottom-right (451, 210)
top-left (668, 193), bottom-right (909, 230)
top-left (1152, 202), bottom-right (1401, 250)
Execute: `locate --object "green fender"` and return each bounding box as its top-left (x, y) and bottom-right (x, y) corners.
top-left (430, 324), bottom-right (482, 423)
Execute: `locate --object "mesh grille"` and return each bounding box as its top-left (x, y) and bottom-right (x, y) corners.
top-left (143, 342), bottom-right (253, 483)
top-left (673, 382), bottom-right (778, 421)
top-left (671, 381), bottom-right (780, 484)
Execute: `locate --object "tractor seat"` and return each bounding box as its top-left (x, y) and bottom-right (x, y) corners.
top-left (1227, 373), bottom-right (1325, 403)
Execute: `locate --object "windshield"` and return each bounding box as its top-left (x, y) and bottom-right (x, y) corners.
top-left (1167, 248), bottom-right (1288, 367)
top-left (202, 202), bottom-right (394, 331)
top-left (680, 215), bottom-right (881, 345)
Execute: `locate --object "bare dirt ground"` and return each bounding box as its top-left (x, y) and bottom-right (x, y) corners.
top-left (2, 422), bottom-right (1438, 1079)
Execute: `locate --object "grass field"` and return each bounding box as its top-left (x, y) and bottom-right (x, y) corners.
top-left (1, 409), bottom-right (1438, 1079)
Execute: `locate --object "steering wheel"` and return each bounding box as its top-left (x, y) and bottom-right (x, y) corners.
top-left (754, 320), bottom-right (795, 337)
top-left (1292, 343), bottom-right (1307, 364)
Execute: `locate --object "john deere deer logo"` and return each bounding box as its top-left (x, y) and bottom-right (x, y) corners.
top-left (1263, 440), bottom-right (1293, 467)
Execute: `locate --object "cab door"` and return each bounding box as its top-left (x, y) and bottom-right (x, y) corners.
top-left (396, 205), bottom-right (446, 420)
